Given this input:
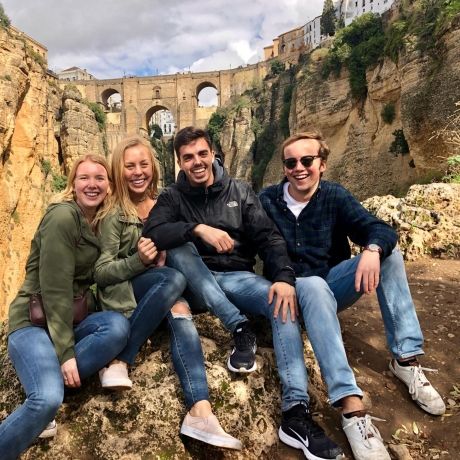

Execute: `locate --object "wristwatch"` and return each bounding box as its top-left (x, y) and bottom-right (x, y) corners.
top-left (364, 244), bottom-right (382, 255)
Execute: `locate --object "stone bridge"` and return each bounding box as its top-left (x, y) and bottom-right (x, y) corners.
top-left (71, 63), bottom-right (268, 150)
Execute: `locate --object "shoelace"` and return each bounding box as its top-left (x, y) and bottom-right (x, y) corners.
top-left (234, 328), bottom-right (256, 350)
top-left (408, 365), bottom-right (438, 400)
top-left (343, 414), bottom-right (385, 449)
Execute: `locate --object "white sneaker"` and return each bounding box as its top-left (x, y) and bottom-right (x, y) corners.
top-left (389, 359), bottom-right (446, 415)
top-left (342, 414), bottom-right (390, 460)
top-left (99, 362), bottom-right (132, 390)
top-left (39, 419), bottom-right (57, 438)
top-left (180, 413), bottom-right (242, 450)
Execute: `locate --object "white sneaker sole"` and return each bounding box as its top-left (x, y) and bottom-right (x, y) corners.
top-left (180, 424), bottom-right (242, 450)
top-left (279, 427), bottom-right (345, 460)
top-left (39, 421), bottom-right (57, 438)
top-left (227, 357), bottom-right (257, 373)
top-left (100, 378), bottom-right (133, 390)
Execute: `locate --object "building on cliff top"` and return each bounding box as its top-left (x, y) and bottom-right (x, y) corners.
top-left (58, 66), bottom-right (95, 81)
top-left (264, 0), bottom-right (396, 62)
top-left (9, 25), bottom-right (47, 62)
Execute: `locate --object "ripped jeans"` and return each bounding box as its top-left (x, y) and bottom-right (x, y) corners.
top-left (167, 305), bottom-right (209, 408)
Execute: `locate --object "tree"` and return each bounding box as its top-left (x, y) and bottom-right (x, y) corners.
top-left (269, 59), bottom-right (285, 76)
top-left (0, 3), bottom-right (11, 29)
top-left (321, 0), bottom-right (336, 37)
top-left (150, 123), bottom-right (163, 140)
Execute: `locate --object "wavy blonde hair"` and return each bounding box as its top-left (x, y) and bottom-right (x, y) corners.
top-left (110, 135), bottom-right (159, 218)
top-left (50, 154), bottom-right (112, 229)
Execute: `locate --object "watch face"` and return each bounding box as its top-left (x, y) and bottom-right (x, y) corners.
top-left (367, 244), bottom-right (381, 252)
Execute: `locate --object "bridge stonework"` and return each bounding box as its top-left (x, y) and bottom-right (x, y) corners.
top-left (70, 63), bottom-right (268, 152)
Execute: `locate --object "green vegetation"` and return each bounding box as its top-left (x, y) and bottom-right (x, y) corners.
top-left (52, 174), bottom-right (67, 192)
top-left (84, 101), bottom-right (106, 132)
top-left (443, 154), bottom-right (460, 183)
top-left (381, 103), bottom-right (396, 124)
top-left (207, 108), bottom-right (228, 153)
top-left (280, 84), bottom-right (294, 138)
top-left (321, 13), bottom-right (385, 100)
top-left (0, 3), bottom-right (10, 29)
top-left (269, 59), bottom-right (285, 76)
top-left (149, 123), bottom-right (163, 140)
top-left (27, 47), bottom-right (46, 68)
top-left (12, 210), bottom-right (19, 224)
top-left (39, 159), bottom-right (52, 177)
top-left (321, 0), bottom-right (336, 36)
top-left (389, 129), bottom-right (410, 156)
top-left (385, 0), bottom-right (460, 63)
top-left (1, 74), bottom-right (11, 81)
top-left (151, 137), bottom-right (175, 187)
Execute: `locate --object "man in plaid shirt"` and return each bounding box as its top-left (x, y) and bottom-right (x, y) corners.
top-left (260, 130), bottom-right (445, 460)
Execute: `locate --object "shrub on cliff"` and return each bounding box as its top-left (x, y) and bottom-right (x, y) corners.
top-left (321, 13), bottom-right (385, 100)
top-left (0, 3), bottom-right (10, 29)
top-left (381, 103), bottom-right (396, 124)
top-left (207, 109), bottom-right (227, 153)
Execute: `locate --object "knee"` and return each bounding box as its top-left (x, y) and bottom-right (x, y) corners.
top-left (103, 312), bottom-right (130, 345)
top-left (167, 243), bottom-right (197, 264)
top-left (296, 276), bottom-right (330, 296)
top-left (164, 267), bottom-right (187, 292)
top-left (28, 386), bottom-right (63, 419)
top-left (171, 298), bottom-right (192, 318)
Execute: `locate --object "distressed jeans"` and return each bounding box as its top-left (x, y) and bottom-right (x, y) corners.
top-left (167, 243), bottom-right (309, 411)
top-left (0, 312), bottom-right (129, 460)
top-left (296, 248), bottom-right (424, 405)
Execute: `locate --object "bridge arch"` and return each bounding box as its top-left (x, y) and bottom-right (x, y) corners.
top-left (196, 81), bottom-right (219, 107)
top-left (145, 104), bottom-right (176, 137)
top-left (101, 88), bottom-right (122, 107)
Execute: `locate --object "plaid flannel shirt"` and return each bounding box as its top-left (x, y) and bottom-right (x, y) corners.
top-left (259, 180), bottom-right (398, 278)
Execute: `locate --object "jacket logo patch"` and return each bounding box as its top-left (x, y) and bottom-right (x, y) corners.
top-left (227, 201), bottom-right (238, 208)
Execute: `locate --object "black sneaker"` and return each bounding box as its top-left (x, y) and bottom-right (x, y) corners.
top-left (227, 321), bottom-right (257, 373)
top-left (279, 404), bottom-right (344, 460)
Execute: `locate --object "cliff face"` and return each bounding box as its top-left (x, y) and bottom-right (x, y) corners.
top-left (0, 27), bottom-right (104, 319)
top-left (220, 19), bottom-right (460, 201)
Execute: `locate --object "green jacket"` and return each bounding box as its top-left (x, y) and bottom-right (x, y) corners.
top-left (95, 208), bottom-right (146, 317)
top-left (8, 201), bottom-right (99, 364)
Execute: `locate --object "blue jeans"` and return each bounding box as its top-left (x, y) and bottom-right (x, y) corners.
top-left (118, 266), bottom-right (186, 365)
top-left (0, 312), bottom-right (129, 460)
top-left (167, 308), bottom-right (210, 408)
top-left (167, 243), bottom-right (309, 411)
top-left (296, 249), bottom-right (424, 406)
top-left (167, 244), bottom-right (248, 332)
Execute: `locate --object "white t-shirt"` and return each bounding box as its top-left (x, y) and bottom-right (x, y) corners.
top-left (283, 182), bottom-right (308, 218)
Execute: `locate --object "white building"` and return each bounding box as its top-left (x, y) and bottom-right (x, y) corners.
top-left (337, 0), bottom-right (395, 27)
top-left (150, 110), bottom-right (175, 136)
top-left (58, 66), bottom-right (95, 81)
top-left (303, 16), bottom-right (324, 50)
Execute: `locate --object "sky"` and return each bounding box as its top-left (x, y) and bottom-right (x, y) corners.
top-left (2, 0), bottom-right (324, 79)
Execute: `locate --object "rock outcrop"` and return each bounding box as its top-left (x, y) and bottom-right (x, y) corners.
top-left (361, 183), bottom-right (460, 260)
top-left (0, 27), bottom-right (106, 319)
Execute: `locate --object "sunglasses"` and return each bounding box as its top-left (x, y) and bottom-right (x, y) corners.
top-left (282, 155), bottom-right (320, 170)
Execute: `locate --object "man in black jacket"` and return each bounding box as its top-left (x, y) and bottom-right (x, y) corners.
top-left (143, 127), bottom-right (344, 460)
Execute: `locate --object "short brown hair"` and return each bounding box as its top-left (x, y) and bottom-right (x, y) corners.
top-left (281, 130), bottom-right (330, 161)
top-left (174, 126), bottom-right (212, 159)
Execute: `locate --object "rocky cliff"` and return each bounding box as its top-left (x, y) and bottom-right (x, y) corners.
top-left (0, 26), bottom-right (105, 319)
top-left (218, 10), bottom-right (460, 201)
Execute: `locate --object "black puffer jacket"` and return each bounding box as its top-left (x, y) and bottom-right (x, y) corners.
top-left (143, 160), bottom-right (295, 285)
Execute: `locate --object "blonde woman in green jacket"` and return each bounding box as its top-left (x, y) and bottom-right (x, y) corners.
top-left (0, 155), bottom-right (130, 460)
top-left (95, 135), bottom-right (242, 450)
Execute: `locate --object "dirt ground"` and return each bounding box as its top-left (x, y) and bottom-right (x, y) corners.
top-left (276, 258), bottom-right (460, 460)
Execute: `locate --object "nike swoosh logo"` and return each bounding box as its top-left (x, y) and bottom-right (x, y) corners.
top-left (288, 427), bottom-right (309, 446)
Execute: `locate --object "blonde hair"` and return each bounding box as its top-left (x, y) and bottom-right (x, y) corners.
top-left (110, 135), bottom-right (159, 218)
top-left (51, 154), bottom-right (112, 229)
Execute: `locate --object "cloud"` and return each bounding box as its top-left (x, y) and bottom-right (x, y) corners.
top-left (2, 0), bottom-right (324, 79)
